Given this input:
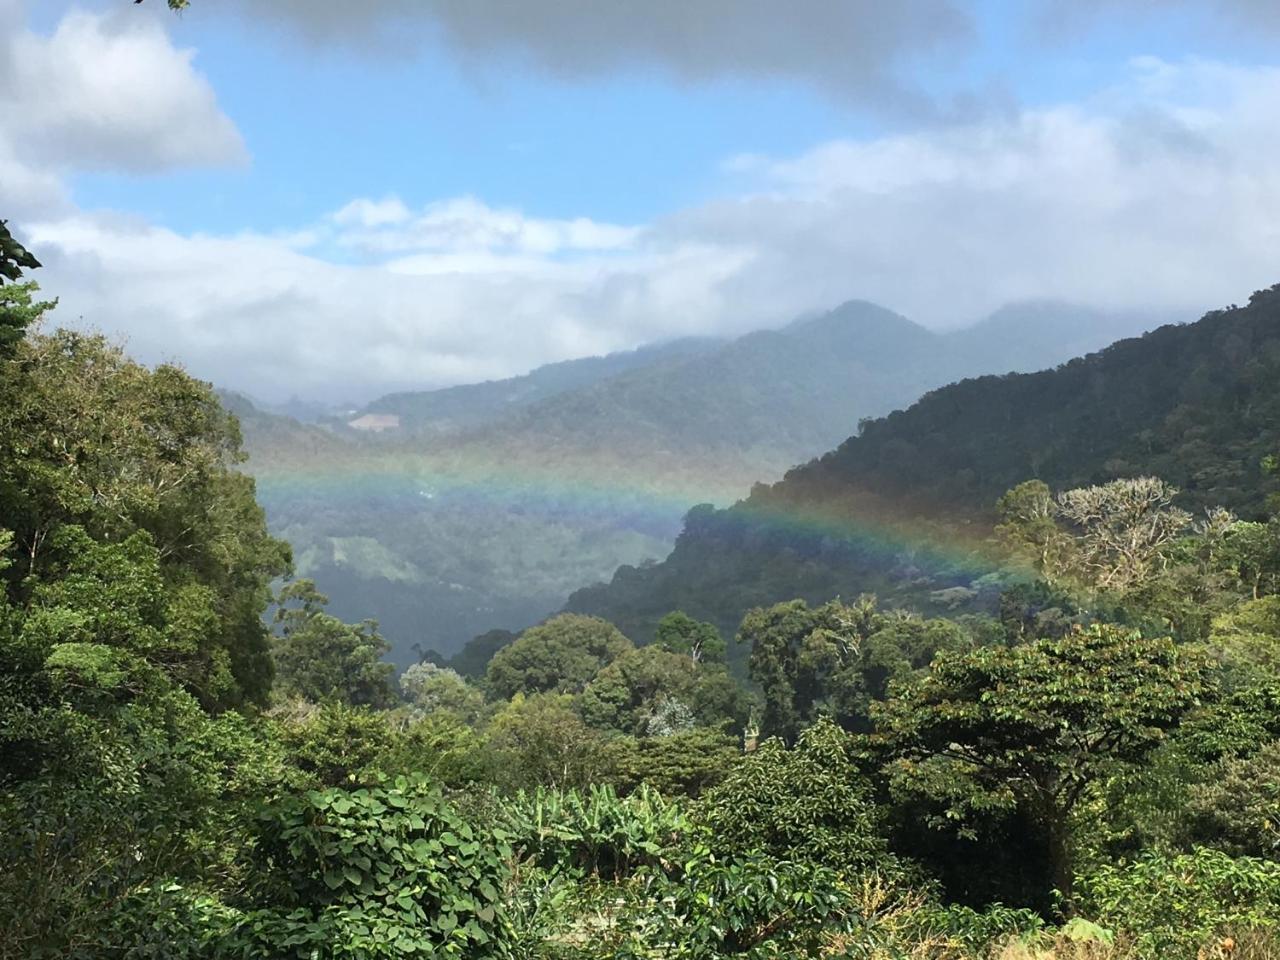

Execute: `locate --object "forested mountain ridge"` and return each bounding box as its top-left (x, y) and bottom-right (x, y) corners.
top-left (240, 298), bottom-right (1162, 661)
top-left (355, 336), bottom-right (724, 436)
top-left (568, 285), bottom-right (1280, 644)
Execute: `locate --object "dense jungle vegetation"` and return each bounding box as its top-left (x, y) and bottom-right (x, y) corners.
top-left (4, 222), bottom-right (1280, 959)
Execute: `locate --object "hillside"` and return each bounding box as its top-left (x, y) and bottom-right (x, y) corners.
top-left (238, 299), bottom-right (1163, 662)
top-left (567, 286), bottom-right (1280, 646)
top-left (356, 337), bottom-right (723, 436)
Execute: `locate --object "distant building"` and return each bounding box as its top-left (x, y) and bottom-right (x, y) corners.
top-left (347, 413), bottom-right (401, 433)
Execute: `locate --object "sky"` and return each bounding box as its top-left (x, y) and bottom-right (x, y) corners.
top-left (3, 0), bottom-right (1280, 403)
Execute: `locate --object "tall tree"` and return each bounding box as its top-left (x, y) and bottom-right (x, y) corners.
top-left (876, 624), bottom-right (1210, 910)
top-left (271, 580), bottom-right (396, 708)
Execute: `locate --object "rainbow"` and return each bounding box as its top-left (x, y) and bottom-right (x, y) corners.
top-left (244, 439), bottom-right (1009, 597)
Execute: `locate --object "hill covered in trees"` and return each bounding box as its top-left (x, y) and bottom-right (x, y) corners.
top-left (568, 287), bottom-right (1280, 647)
top-left (239, 300), bottom-right (1161, 662)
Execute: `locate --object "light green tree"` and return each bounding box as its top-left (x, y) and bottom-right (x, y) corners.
top-left (485, 613), bottom-right (632, 699)
top-left (271, 579), bottom-right (396, 708)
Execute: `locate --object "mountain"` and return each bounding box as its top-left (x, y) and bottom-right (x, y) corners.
top-left (235, 299), bottom-right (1167, 663)
top-left (567, 285), bottom-right (1280, 648)
top-left (353, 337), bottom-right (723, 436)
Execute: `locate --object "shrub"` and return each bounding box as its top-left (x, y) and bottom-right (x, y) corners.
top-left (618, 845), bottom-right (858, 959)
top-left (696, 718), bottom-right (889, 874)
top-left (1076, 847), bottom-right (1280, 959)
top-left (230, 776), bottom-right (510, 958)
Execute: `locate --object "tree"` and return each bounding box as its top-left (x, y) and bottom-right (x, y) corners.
top-left (696, 718), bottom-right (888, 873)
top-left (485, 613), bottom-right (631, 700)
top-left (999, 477), bottom-right (1193, 594)
top-left (0, 220), bottom-right (40, 284)
top-left (876, 624), bottom-right (1210, 910)
top-left (271, 579), bottom-right (395, 708)
top-left (578, 643), bottom-right (744, 736)
top-left (1208, 596), bottom-right (1280, 682)
top-left (400, 661), bottom-right (485, 723)
top-left (739, 597), bottom-right (967, 740)
top-left (655, 610), bottom-right (726, 665)
top-left (484, 693), bottom-right (611, 790)
top-left (0, 281), bottom-right (55, 357)
top-left (0, 327), bottom-right (291, 707)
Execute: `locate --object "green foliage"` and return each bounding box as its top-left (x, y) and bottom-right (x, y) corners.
top-left (697, 718), bottom-right (888, 874)
top-left (400, 661), bottom-right (486, 723)
top-left (910, 902), bottom-right (1047, 953)
top-left (231, 776), bottom-right (510, 959)
top-left (655, 611), bottom-right (726, 665)
top-left (1076, 848), bottom-right (1280, 959)
top-left (1209, 595), bottom-right (1280, 680)
top-left (0, 222), bottom-right (46, 355)
top-left (579, 644), bottom-right (743, 736)
top-left (739, 597), bottom-right (968, 740)
top-left (1185, 739), bottom-right (1280, 858)
top-left (0, 689), bottom-right (284, 958)
top-left (618, 845), bottom-right (859, 959)
top-left (0, 219), bottom-right (40, 283)
top-left (487, 614), bottom-right (632, 700)
top-left (271, 701), bottom-right (403, 788)
top-left (877, 624), bottom-right (1211, 906)
top-left (272, 579), bottom-right (396, 707)
top-left (0, 280), bottom-right (55, 355)
top-left (485, 692), bottom-right (613, 790)
top-left (0, 325), bottom-right (289, 707)
top-left (608, 727), bottom-right (740, 798)
top-left (500, 783), bottom-right (686, 882)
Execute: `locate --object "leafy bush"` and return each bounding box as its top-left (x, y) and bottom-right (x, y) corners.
top-left (230, 776), bottom-right (510, 959)
top-left (1185, 739), bottom-right (1280, 858)
top-left (619, 845), bottom-right (859, 959)
top-left (908, 902), bottom-right (1047, 953)
top-left (1076, 847), bottom-right (1280, 959)
top-left (500, 783), bottom-right (686, 881)
top-left (696, 717), bottom-right (889, 874)
top-left (608, 727), bottom-right (740, 798)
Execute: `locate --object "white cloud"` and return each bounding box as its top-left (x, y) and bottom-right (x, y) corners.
top-left (12, 28), bottom-right (1280, 403)
top-left (0, 5), bottom-right (243, 220)
top-left (27, 199), bottom-right (751, 402)
top-left (323, 197), bottom-right (641, 258)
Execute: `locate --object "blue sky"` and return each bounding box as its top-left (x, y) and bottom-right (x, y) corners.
top-left (4, 0), bottom-right (1280, 400)
top-left (56, 0), bottom-right (1266, 231)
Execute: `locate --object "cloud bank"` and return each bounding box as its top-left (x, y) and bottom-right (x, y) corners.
top-left (0, 4), bottom-right (243, 219)
top-left (219, 0), bottom-right (972, 112)
top-left (6, 7), bottom-right (1280, 403)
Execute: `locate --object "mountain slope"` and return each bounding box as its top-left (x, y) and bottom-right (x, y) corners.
top-left (567, 285), bottom-right (1280, 646)
top-left (237, 298), bottom-right (1166, 662)
top-left (356, 337), bottom-right (723, 436)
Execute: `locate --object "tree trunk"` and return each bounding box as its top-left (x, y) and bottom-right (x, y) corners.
top-left (1046, 814), bottom-right (1075, 917)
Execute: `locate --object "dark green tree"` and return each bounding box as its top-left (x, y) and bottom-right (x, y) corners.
top-left (655, 610), bottom-right (726, 665)
top-left (876, 624), bottom-right (1211, 909)
top-left (739, 597), bottom-right (967, 740)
